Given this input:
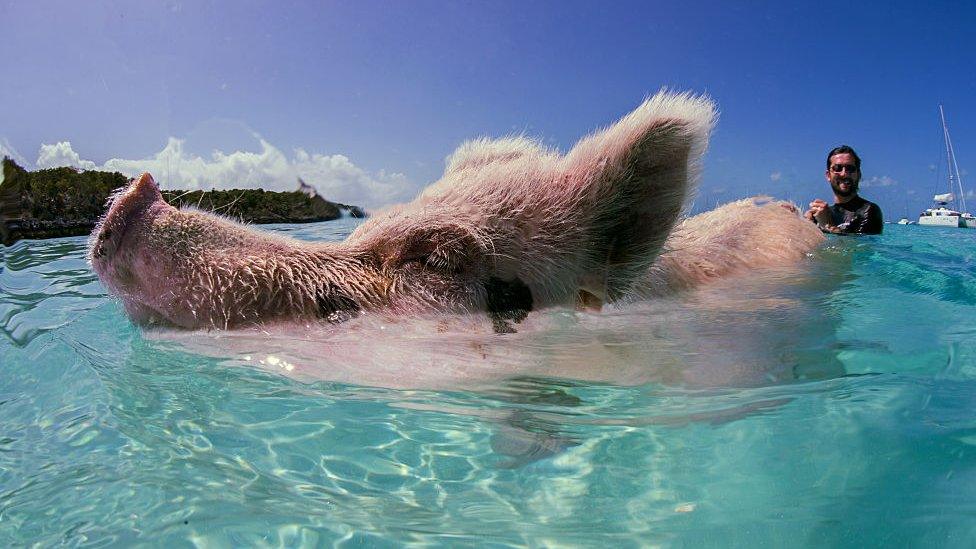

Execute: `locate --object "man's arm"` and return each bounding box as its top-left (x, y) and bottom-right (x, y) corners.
top-left (806, 199), bottom-right (850, 233)
top-left (817, 223), bottom-right (847, 234)
top-left (806, 199), bottom-right (831, 225)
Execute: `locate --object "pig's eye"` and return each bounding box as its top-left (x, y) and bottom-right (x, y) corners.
top-left (401, 252), bottom-right (460, 275)
top-left (394, 226), bottom-right (483, 276)
top-left (415, 249), bottom-right (472, 275)
top-left (398, 252), bottom-right (431, 268)
top-left (400, 252), bottom-right (429, 264)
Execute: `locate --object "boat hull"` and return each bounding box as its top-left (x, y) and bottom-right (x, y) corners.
top-left (918, 215), bottom-right (962, 227)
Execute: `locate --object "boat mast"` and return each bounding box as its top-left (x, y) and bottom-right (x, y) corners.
top-left (940, 104), bottom-right (967, 212)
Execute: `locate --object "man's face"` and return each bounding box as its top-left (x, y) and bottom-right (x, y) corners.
top-left (826, 152), bottom-right (860, 198)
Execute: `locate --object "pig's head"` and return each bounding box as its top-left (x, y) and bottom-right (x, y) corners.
top-left (89, 91), bottom-right (715, 329)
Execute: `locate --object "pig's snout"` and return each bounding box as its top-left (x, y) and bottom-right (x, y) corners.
top-left (127, 172), bottom-right (162, 203)
top-left (114, 172), bottom-right (165, 221)
top-left (90, 173), bottom-right (168, 261)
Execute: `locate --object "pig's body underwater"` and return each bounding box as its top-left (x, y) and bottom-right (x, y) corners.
top-left (88, 92), bottom-right (825, 330)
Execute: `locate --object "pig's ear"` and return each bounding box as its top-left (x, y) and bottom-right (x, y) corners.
top-left (443, 136), bottom-right (552, 176)
top-left (561, 91), bottom-right (716, 299)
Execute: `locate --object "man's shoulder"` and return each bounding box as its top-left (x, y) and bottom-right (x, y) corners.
top-left (853, 196), bottom-right (882, 213)
top-left (863, 197), bottom-right (883, 216)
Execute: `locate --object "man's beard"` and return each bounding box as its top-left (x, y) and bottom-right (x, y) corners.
top-left (832, 179), bottom-right (858, 197)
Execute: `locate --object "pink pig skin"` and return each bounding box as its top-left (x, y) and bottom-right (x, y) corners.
top-left (88, 91), bottom-right (824, 329)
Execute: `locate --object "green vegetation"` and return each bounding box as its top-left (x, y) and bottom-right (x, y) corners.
top-left (160, 188), bottom-right (340, 224)
top-left (0, 158), bottom-right (365, 246)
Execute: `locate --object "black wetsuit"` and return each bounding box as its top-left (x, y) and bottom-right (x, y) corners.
top-left (820, 196), bottom-right (883, 235)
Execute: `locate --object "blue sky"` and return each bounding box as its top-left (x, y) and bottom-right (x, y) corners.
top-left (2, 1), bottom-right (975, 215)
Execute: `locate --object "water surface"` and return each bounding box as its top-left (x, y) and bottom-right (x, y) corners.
top-left (2, 221), bottom-right (975, 546)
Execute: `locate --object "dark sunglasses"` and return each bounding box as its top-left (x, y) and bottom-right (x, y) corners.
top-left (829, 164), bottom-right (858, 173)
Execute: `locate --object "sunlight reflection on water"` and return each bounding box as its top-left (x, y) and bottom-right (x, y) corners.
top-left (2, 223), bottom-right (976, 546)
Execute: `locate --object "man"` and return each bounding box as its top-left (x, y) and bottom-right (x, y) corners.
top-left (805, 145), bottom-right (883, 234)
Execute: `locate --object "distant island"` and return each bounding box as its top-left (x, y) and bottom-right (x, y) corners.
top-left (0, 158), bottom-right (366, 246)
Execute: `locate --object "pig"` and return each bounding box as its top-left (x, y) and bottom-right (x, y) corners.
top-left (632, 196), bottom-right (826, 298)
top-left (88, 91), bottom-right (825, 330)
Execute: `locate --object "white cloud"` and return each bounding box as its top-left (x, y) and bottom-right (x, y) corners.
top-left (34, 139), bottom-right (418, 209)
top-left (37, 141), bottom-right (97, 171)
top-left (291, 148), bottom-right (414, 207)
top-left (769, 171), bottom-right (782, 182)
top-left (0, 137), bottom-right (30, 169)
top-left (861, 175), bottom-right (898, 188)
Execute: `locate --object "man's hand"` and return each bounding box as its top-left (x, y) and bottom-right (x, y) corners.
top-left (806, 199), bottom-right (832, 226)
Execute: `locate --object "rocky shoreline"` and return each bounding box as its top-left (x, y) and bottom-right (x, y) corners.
top-left (0, 158), bottom-right (365, 246)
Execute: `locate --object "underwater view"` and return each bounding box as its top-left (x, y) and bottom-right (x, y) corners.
top-left (2, 220), bottom-right (975, 546)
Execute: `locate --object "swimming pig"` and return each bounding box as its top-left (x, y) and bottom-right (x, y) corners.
top-left (88, 91), bottom-right (824, 330)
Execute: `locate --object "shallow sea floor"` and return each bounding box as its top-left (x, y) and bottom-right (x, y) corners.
top-left (2, 220), bottom-right (976, 547)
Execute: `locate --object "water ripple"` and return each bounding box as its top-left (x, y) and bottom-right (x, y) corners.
top-left (0, 236), bottom-right (104, 347)
top-left (2, 222), bottom-right (976, 546)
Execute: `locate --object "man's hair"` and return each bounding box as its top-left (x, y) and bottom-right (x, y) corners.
top-left (826, 145), bottom-right (861, 171)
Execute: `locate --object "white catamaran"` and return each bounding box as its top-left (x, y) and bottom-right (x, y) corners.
top-left (918, 105), bottom-right (974, 228)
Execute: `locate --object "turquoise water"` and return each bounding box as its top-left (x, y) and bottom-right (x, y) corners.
top-left (2, 220), bottom-right (976, 547)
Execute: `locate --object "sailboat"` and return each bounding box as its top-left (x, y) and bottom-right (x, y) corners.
top-left (918, 105), bottom-right (974, 228)
top-left (895, 200), bottom-right (916, 224)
